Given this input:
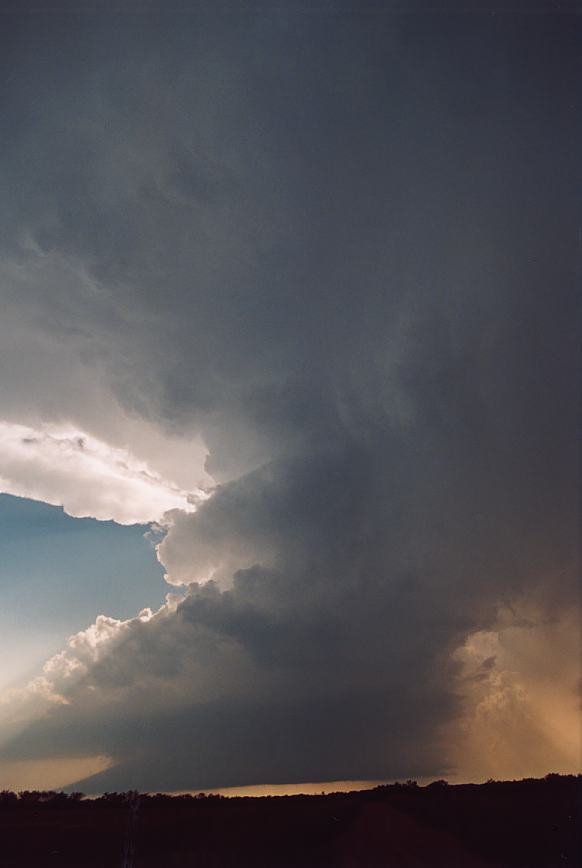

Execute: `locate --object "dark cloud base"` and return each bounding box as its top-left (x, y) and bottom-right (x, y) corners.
top-left (0, 2), bottom-right (579, 790)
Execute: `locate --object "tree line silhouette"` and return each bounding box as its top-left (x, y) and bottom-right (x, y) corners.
top-left (0, 774), bottom-right (579, 866)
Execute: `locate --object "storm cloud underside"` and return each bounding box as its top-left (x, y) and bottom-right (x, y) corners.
top-left (0, 3), bottom-right (579, 791)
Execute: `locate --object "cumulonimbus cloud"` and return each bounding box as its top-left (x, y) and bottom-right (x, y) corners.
top-left (0, 3), bottom-right (578, 792)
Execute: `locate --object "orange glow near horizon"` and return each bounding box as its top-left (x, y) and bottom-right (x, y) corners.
top-left (449, 605), bottom-right (581, 782)
top-left (0, 756), bottom-right (113, 793)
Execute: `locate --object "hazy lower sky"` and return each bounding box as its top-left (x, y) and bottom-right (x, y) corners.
top-left (0, 0), bottom-right (579, 794)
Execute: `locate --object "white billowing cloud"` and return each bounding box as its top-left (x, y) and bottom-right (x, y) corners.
top-left (0, 607), bottom-right (158, 750)
top-left (0, 421), bottom-right (209, 525)
top-left (156, 504), bottom-right (273, 588)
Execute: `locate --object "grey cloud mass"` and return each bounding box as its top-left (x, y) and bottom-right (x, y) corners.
top-left (0, 2), bottom-right (579, 790)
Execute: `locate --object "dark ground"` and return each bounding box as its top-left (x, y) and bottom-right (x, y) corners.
top-left (0, 774), bottom-right (579, 867)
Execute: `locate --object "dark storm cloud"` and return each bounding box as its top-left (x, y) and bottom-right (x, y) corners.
top-left (0, 2), bottom-right (578, 789)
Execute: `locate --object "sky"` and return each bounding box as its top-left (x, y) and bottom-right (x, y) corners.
top-left (0, 494), bottom-right (167, 692)
top-left (0, 0), bottom-right (580, 794)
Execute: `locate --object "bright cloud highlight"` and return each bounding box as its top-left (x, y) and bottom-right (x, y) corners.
top-left (0, 421), bottom-right (208, 525)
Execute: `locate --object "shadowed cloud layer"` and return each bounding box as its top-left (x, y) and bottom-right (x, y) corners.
top-left (0, 2), bottom-right (579, 791)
